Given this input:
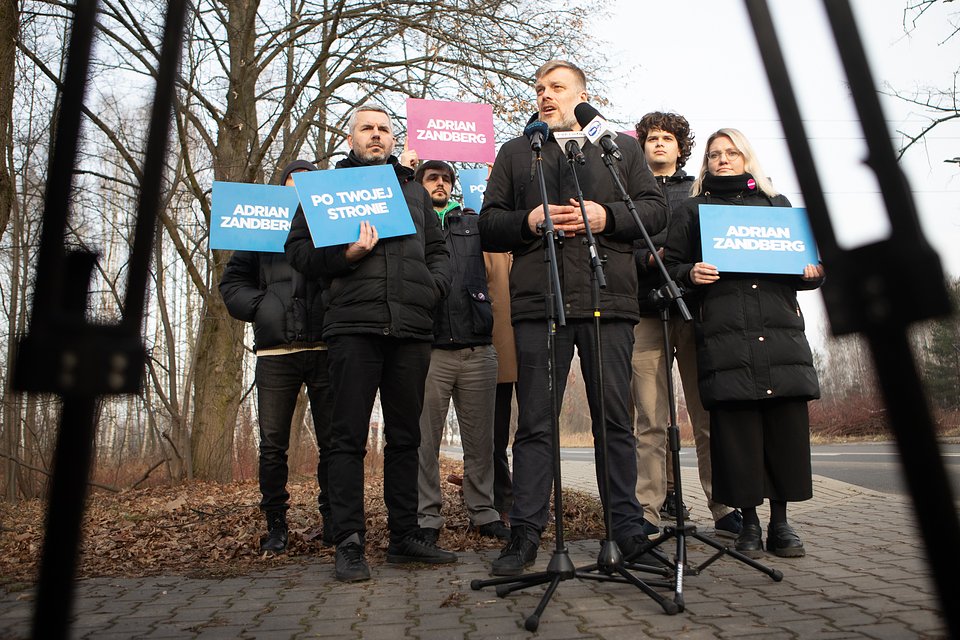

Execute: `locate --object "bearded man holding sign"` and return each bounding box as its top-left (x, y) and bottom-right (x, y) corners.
top-left (285, 104), bottom-right (454, 582)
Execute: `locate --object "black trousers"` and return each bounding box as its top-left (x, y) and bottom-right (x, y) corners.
top-left (511, 319), bottom-right (648, 542)
top-left (493, 382), bottom-right (514, 514)
top-left (325, 334), bottom-right (431, 545)
top-left (255, 350), bottom-right (333, 515)
top-left (710, 398), bottom-right (813, 508)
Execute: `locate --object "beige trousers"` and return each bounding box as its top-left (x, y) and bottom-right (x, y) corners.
top-left (630, 316), bottom-right (733, 525)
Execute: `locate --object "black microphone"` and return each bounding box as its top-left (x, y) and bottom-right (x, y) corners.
top-left (524, 120), bottom-right (550, 152)
top-left (564, 138), bottom-right (585, 165)
top-left (574, 102), bottom-right (623, 161)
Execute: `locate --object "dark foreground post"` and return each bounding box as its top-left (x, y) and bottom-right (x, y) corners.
top-left (745, 2), bottom-right (958, 637)
top-left (11, 0), bottom-right (187, 637)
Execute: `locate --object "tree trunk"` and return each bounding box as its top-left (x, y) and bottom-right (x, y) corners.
top-left (190, 282), bottom-right (245, 481)
top-left (0, 0), bottom-right (18, 241)
top-left (287, 389), bottom-right (313, 474)
top-left (189, 0), bottom-right (261, 481)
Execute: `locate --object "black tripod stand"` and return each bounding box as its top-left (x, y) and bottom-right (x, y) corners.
top-left (630, 288), bottom-right (782, 611)
top-left (470, 127), bottom-right (677, 631)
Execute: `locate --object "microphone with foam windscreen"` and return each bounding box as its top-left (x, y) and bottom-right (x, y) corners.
top-left (524, 120), bottom-right (550, 152)
top-left (574, 102), bottom-right (623, 161)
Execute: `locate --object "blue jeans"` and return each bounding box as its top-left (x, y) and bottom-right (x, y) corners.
top-left (255, 350), bottom-right (333, 515)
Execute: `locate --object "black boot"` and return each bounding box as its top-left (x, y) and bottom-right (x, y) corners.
top-left (490, 525), bottom-right (538, 576)
top-left (261, 510), bottom-right (288, 553)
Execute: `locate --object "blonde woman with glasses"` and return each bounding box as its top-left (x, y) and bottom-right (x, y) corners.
top-left (663, 128), bottom-right (824, 559)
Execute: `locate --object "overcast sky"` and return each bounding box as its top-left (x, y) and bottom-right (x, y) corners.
top-left (589, 0), bottom-right (959, 344)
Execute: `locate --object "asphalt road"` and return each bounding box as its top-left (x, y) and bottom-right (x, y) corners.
top-left (442, 441), bottom-right (960, 498)
top-left (558, 441), bottom-right (960, 498)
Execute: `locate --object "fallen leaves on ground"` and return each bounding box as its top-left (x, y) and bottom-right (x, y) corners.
top-left (0, 459), bottom-right (606, 585)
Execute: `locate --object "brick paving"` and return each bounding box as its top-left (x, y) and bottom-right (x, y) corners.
top-left (0, 461), bottom-right (950, 639)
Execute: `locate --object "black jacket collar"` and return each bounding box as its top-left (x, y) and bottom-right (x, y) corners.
top-left (335, 152), bottom-right (415, 184)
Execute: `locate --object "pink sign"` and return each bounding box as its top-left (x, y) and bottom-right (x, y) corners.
top-left (405, 98), bottom-right (496, 163)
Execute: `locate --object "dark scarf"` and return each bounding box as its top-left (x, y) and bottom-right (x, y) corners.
top-left (702, 172), bottom-right (760, 195)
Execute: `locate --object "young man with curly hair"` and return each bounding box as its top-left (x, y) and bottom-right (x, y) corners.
top-left (630, 111), bottom-right (742, 540)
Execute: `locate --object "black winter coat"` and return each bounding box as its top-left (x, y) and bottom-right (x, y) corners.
top-left (433, 206), bottom-right (493, 348)
top-left (284, 153), bottom-right (450, 341)
top-left (219, 251), bottom-right (325, 351)
top-left (663, 173), bottom-right (822, 408)
top-left (636, 170), bottom-right (695, 315)
top-left (478, 133), bottom-right (666, 323)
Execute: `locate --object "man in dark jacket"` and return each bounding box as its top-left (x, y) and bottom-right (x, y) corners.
top-left (411, 160), bottom-right (508, 545)
top-left (219, 159), bottom-right (332, 554)
top-left (630, 112), bottom-right (742, 539)
top-left (285, 105), bottom-right (455, 582)
top-left (478, 60), bottom-right (668, 575)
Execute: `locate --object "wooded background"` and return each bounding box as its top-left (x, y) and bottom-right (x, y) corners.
top-left (0, 0), bottom-right (957, 501)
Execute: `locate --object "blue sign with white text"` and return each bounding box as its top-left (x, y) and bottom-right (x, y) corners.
top-left (458, 168), bottom-right (488, 213)
top-left (210, 182), bottom-right (301, 252)
top-left (699, 204), bottom-right (819, 275)
top-left (293, 166), bottom-right (415, 247)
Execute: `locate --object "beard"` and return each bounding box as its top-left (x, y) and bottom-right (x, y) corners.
top-left (355, 144), bottom-right (390, 165)
top-left (542, 108), bottom-right (577, 133)
top-left (549, 114), bottom-right (577, 132)
top-left (431, 193), bottom-right (449, 208)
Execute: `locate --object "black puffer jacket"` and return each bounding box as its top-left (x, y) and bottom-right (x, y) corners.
top-left (220, 252), bottom-right (325, 351)
top-left (636, 170), bottom-right (695, 315)
top-left (433, 206), bottom-right (493, 348)
top-left (478, 132), bottom-right (666, 323)
top-left (664, 173), bottom-right (822, 408)
top-left (219, 160), bottom-right (324, 352)
top-left (284, 153), bottom-right (450, 341)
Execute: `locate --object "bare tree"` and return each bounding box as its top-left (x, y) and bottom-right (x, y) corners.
top-left (0, 0), bottom-right (17, 242)
top-left (8, 0), bottom-right (601, 484)
top-left (888, 0), bottom-right (959, 159)
top-left (1, 8), bottom-right (62, 499)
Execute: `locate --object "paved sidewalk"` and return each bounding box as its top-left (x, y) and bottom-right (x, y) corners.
top-left (0, 462), bottom-right (949, 639)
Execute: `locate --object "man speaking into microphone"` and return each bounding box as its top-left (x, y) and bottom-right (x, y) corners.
top-left (478, 59), bottom-right (667, 575)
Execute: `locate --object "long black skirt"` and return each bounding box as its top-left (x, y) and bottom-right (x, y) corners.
top-left (710, 398), bottom-right (813, 508)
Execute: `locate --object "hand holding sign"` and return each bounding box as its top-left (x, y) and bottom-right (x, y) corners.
top-left (802, 263), bottom-right (825, 281)
top-left (690, 262), bottom-right (720, 285)
top-left (400, 147), bottom-right (420, 170)
top-left (346, 221), bottom-right (379, 262)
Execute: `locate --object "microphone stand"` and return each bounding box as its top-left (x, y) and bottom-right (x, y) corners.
top-left (471, 135), bottom-right (575, 632)
top-left (472, 138), bottom-right (681, 630)
top-left (596, 148), bottom-right (783, 611)
top-left (562, 140), bottom-right (677, 603)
